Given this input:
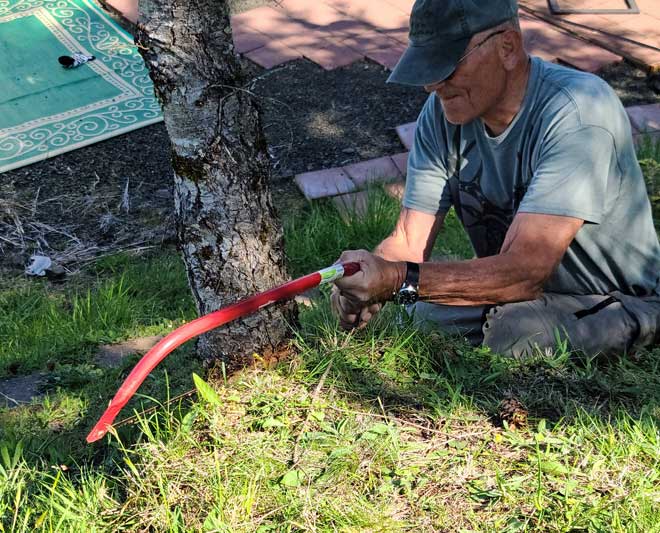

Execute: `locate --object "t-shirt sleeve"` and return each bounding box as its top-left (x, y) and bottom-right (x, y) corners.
top-left (518, 125), bottom-right (615, 224)
top-left (402, 96), bottom-right (453, 216)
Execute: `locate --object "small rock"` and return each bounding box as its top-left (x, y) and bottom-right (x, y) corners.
top-left (0, 373), bottom-right (47, 408)
top-left (94, 335), bottom-right (164, 368)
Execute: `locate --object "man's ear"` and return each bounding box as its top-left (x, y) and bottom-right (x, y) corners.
top-left (498, 30), bottom-right (523, 72)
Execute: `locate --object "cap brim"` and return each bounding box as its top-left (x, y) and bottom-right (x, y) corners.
top-left (387, 38), bottom-right (470, 86)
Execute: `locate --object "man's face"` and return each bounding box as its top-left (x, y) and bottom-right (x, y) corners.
top-left (424, 31), bottom-right (508, 125)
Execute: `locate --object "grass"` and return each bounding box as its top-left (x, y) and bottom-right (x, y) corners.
top-left (0, 252), bottom-right (196, 375)
top-left (3, 304), bottom-right (659, 531)
top-left (638, 135), bottom-right (660, 226)
top-left (0, 144), bottom-right (659, 532)
top-left (0, 251), bottom-right (201, 465)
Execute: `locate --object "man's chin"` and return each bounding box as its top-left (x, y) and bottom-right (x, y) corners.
top-left (440, 103), bottom-right (474, 125)
top-left (443, 113), bottom-right (472, 126)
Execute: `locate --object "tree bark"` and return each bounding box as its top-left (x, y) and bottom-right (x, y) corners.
top-left (136, 0), bottom-right (295, 369)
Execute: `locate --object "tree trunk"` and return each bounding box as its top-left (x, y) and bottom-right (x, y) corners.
top-left (136, 0), bottom-right (295, 369)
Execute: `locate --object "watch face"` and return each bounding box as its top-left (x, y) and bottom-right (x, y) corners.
top-left (397, 285), bottom-right (418, 305)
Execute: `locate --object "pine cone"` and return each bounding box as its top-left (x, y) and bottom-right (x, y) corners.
top-left (498, 397), bottom-right (528, 430)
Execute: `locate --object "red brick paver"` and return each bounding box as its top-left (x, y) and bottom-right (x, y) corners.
top-left (391, 152), bottom-right (409, 176)
top-left (383, 0), bottom-right (415, 14)
top-left (103, 0), bottom-right (138, 23)
top-left (366, 42), bottom-right (407, 70)
top-left (278, 0), bottom-right (350, 28)
top-left (232, 26), bottom-right (271, 54)
top-left (627, 104), bottom-right (660, 133)
top-left (295, 168), bottom-right (356, 200)
top-left (519, 0), bottom-right (660, 70)
top-left (303, 40), bottom-right (365, 70)
top-left (226, 0), bottom-right (639, 73)
top-left (245, 40), bottom-right (303, 69)
top-left (104, 0), bottom-right (656, 72)
top-left (324, 0), bottom-right (409, 32)
top-left (274, 32), bottom-right (363, 70)
top-left (521, 14), bottom-right (621, 71)
top-left (340, 28), bottom-right (404, 53)
top-left (343, 155), bottom-right (402, 188)
top-left (396, 122), bottom-right (417, 151)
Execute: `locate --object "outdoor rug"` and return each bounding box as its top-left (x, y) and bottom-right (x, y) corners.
top-left (0, 0), bottom-right (162, 173)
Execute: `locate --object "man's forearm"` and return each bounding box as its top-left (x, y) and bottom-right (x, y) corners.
top-left (417, 252), bottom-right (545, 306)
top-left (374, 235), bottom-right (425, 262)
top-left (374, 208), bottom-right (444, 263)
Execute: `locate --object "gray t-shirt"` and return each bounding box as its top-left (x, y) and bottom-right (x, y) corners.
top-left (403, 56), bottom-right (660, 297)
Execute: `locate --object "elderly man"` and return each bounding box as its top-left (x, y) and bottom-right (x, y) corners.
top-left (332, 0), bottom-right (660, 358)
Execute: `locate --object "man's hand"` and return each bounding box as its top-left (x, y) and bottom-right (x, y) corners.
top-left (331, 287), bottom-right (383, 330)
top-left (331, 250), bottom-right (406, 329)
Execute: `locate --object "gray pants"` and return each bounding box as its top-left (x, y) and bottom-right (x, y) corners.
top-left (409, 292), bottom-right (660, 359)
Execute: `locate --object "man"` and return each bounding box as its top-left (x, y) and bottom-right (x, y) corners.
top-left (331, 0), bottom-right (660, 358)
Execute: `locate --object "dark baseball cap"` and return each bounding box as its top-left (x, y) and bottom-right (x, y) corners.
top-left (388, 0), bottom-right (519, 86)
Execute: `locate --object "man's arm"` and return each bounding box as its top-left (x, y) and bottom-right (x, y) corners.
top-left (335, 212), bottom-right (584, 308)
top-left (415, 213), bottom-right (584, 305)
top-left (375, 207), bottom-right (445, 262)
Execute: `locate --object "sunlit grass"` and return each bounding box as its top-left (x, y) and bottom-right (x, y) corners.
top-left (2, 298), bottom-right (658, 531)
top-left (0, 252), bottom-right (196, 375)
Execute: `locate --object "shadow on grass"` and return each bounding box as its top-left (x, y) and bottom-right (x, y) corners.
top-left (0, 334), bottom-right (202, 471)
top-left (293, 295), bottom-right (660, 434)
top-left (0, 249), bottom-right (202, 468)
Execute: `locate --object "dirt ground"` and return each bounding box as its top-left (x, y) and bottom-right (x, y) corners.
top-left (1, 2), bottom-right (659, 277)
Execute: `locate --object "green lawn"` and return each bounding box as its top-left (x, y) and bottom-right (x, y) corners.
top-left (0, 141), bottom-right (659, 532)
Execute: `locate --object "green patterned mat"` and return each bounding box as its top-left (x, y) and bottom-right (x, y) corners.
top-left (0, 0), bottom-right (162, 172)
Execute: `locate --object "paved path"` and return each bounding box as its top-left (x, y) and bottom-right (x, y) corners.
top-left (519, 0), bottom-right (660, 70)
top-left (297, 102), bottom-right (660, 205)
top-left (100, 0), bottom-right (659, 206)
top-left (230, 0), bottom-right (622, 72)
top-left (104, 0), bottom-right (659, 72)
top-left (105, 0), bottom-right (628, 71)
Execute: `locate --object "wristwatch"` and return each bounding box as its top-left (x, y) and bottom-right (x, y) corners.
top-left (394, 261), bottom-right (420, 305)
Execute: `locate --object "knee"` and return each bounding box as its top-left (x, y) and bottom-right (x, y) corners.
top-left (482, 301), bottom-right (556, 359)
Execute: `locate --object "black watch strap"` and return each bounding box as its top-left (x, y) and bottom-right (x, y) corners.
top-left (394, 261), bottom-right (420, 305)
top-left (404, 261), bottom-right (419, 288)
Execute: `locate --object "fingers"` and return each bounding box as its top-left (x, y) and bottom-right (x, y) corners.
top-left (338, 249), bottom-right (370, 265)
top-left (331, 285), bottom-right (383, 331)
top-left (331, 286), bottom-right (358, 330)
top-left (356, 302), bottom-right (383, 330)
top-left (334, 250), bottom-right (373, 302)
top-left (334, 249), bottom-right (402, 306)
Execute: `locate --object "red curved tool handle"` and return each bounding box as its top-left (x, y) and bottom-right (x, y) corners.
top-left (86, 262), bottom-right (360, 443)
